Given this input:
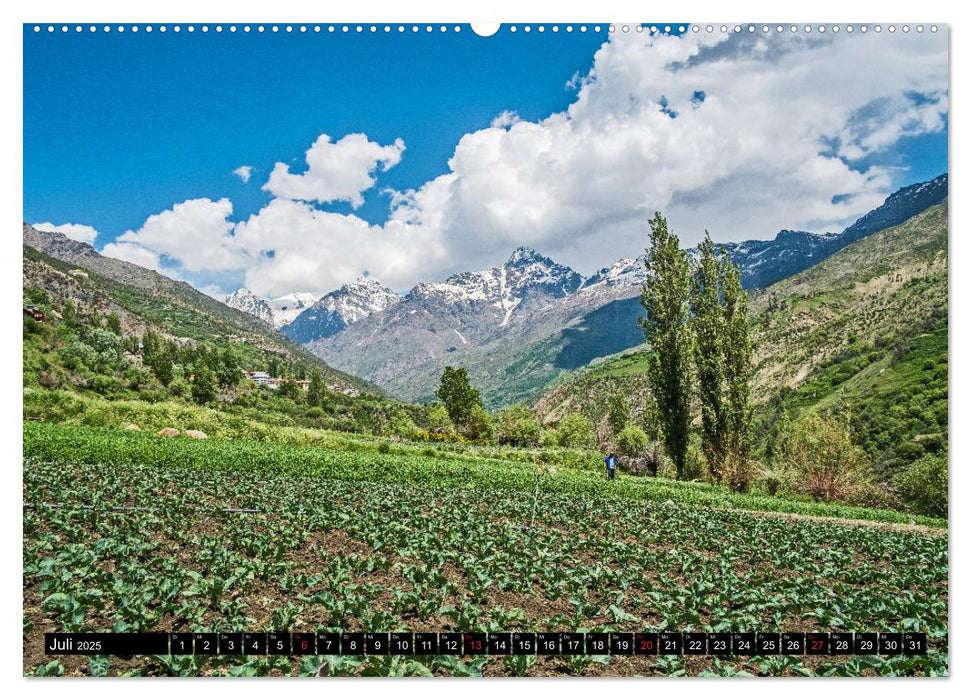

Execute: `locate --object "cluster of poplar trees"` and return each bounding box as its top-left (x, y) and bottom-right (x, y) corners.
top-left (639, 212), bottom-right (754, 490)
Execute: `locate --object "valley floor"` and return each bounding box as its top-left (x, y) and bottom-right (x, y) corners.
top-left (23, 424), bottom-right (948, 677)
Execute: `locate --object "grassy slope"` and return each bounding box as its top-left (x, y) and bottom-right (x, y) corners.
top-left (533, 204), bottom-right (948, 464)
top-left (23, 422), bottom-right (946, 528)
top-left (23, 245), bottom-right (378, 394)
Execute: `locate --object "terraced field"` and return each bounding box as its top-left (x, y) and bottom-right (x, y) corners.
top-left (23, 426), bottom-right (948, 677)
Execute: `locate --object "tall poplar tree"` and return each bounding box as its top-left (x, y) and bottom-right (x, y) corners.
top-left (689, 233), bottom-right (754, 489)
top-left (690, 232), bottom-right (728, 480)
top-left (720, 247), bottom-right (754, 485)
top-left (639, 213), bottom-right (693, 480)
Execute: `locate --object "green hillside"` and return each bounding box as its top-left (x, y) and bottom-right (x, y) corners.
top-left (23, 244), bottom-right (376, 394)
top-left (534, 203), bottom-right (948, 476)
top-left (21, 243), bottom-right (455, 441)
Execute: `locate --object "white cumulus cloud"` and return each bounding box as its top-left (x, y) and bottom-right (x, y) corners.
top-left (233, 165), bottom-right (253, 183)
top-left (94, 30), bottom-right (948, 298)
top-left (386, 29), bottom-right (948, 273)
top-left (33, 222), bottom-right (99, 244)
top-left (263, 133), bottom-right (405, 208)
top-left (105, 198), bottom-right (245, 273)
top-left (100, 241), bottom-right (161, 269)
top-left (232, 198), bottom-right (444, 298)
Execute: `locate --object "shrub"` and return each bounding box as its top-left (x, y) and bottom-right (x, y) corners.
top-left (90, 374), bottom-right (121, 395)
top-left (37, 371), bottom-right (60, 389)
top-left (616, 425), bottom-right (649, 456)
top-left (426, 404), bottom-right (454, 433)
top-left (496, 405), bottom-right (541, 447)
top-left (721, 446), bottom-right (756, 493)
top-left (539, 429), bottom-right (558, 448)
top-left (844, 482), bottom-right (903, 511)
top-left (304, 406), bottom-right (327, 423)
top-left (781, 414), bottom-right (872, 502)
top-left (758, 465), bottom-right (798, 497)
top-left (387, 409), bottom-right (419, 439)
top-left (58, 340), bottom-right (98, 372)
top-left (684, 442), bottom-right (707, 482)
top-left (894, 453), bottom-right (947, 518)
top-left (555, 414), bottom-right (596, 449)
top-left (464, 404), bottom-right (494, 441)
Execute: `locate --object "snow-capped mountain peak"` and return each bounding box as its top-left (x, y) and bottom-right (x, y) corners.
top-left (223, 288), bottom-right (320, 328)
top-left (268, 292), bottom-right (318, 327)
top-left (224, 288), bottom-right (274, 326)
top-left (280, 277), bottom-right (401, 344)
top-left (582, 258), bottom-right (646, 289)
top-left (408, 247), bottom-right (584, 312)
top-left (320, 277), bottom-right (402, 324)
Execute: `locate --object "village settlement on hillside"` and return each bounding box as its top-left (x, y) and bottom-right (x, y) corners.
top-left (244, 371), bottom-right (360, 396)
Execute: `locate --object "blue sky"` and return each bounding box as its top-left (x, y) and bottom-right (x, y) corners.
top-left (24, 25), bottom-right (610, 235)
top-left (23, 25), bottom-right (948, 298)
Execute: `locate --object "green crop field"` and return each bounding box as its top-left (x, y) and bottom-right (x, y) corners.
top-left (23, 424), bottom-right (948, 677)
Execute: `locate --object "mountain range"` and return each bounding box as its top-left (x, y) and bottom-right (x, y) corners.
top-left (222, 289), bottom-right (319, 329)
top-left (219, 174), bottom-right (946, 407)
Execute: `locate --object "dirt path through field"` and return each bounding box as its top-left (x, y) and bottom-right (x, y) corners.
top-left (723, 507), bottom-right (947, 536)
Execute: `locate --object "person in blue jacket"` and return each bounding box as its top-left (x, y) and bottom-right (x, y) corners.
top-left (604, 452), bottom-right (618, 480)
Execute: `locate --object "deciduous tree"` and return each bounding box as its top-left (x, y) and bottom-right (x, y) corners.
top-left (639, 212), bottom-right (693, 479)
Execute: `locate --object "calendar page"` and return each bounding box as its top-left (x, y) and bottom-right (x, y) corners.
top-left (22, 21), bottom-right (948, 678)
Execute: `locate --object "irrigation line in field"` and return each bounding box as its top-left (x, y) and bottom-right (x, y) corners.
top-left (23, 502), bottom-right (264, 515)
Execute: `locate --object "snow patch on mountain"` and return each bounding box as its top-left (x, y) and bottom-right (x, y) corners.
top-left (582, 258), bottom-right (646, 289)
top-left (280, 278), bottom-right (402, 344)
top-left (269, 292), bottom-right (318, 327)
top-left (407, 246), bottom-right (583, 327)
top-left (224, 289), bottom-right (274, 326)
